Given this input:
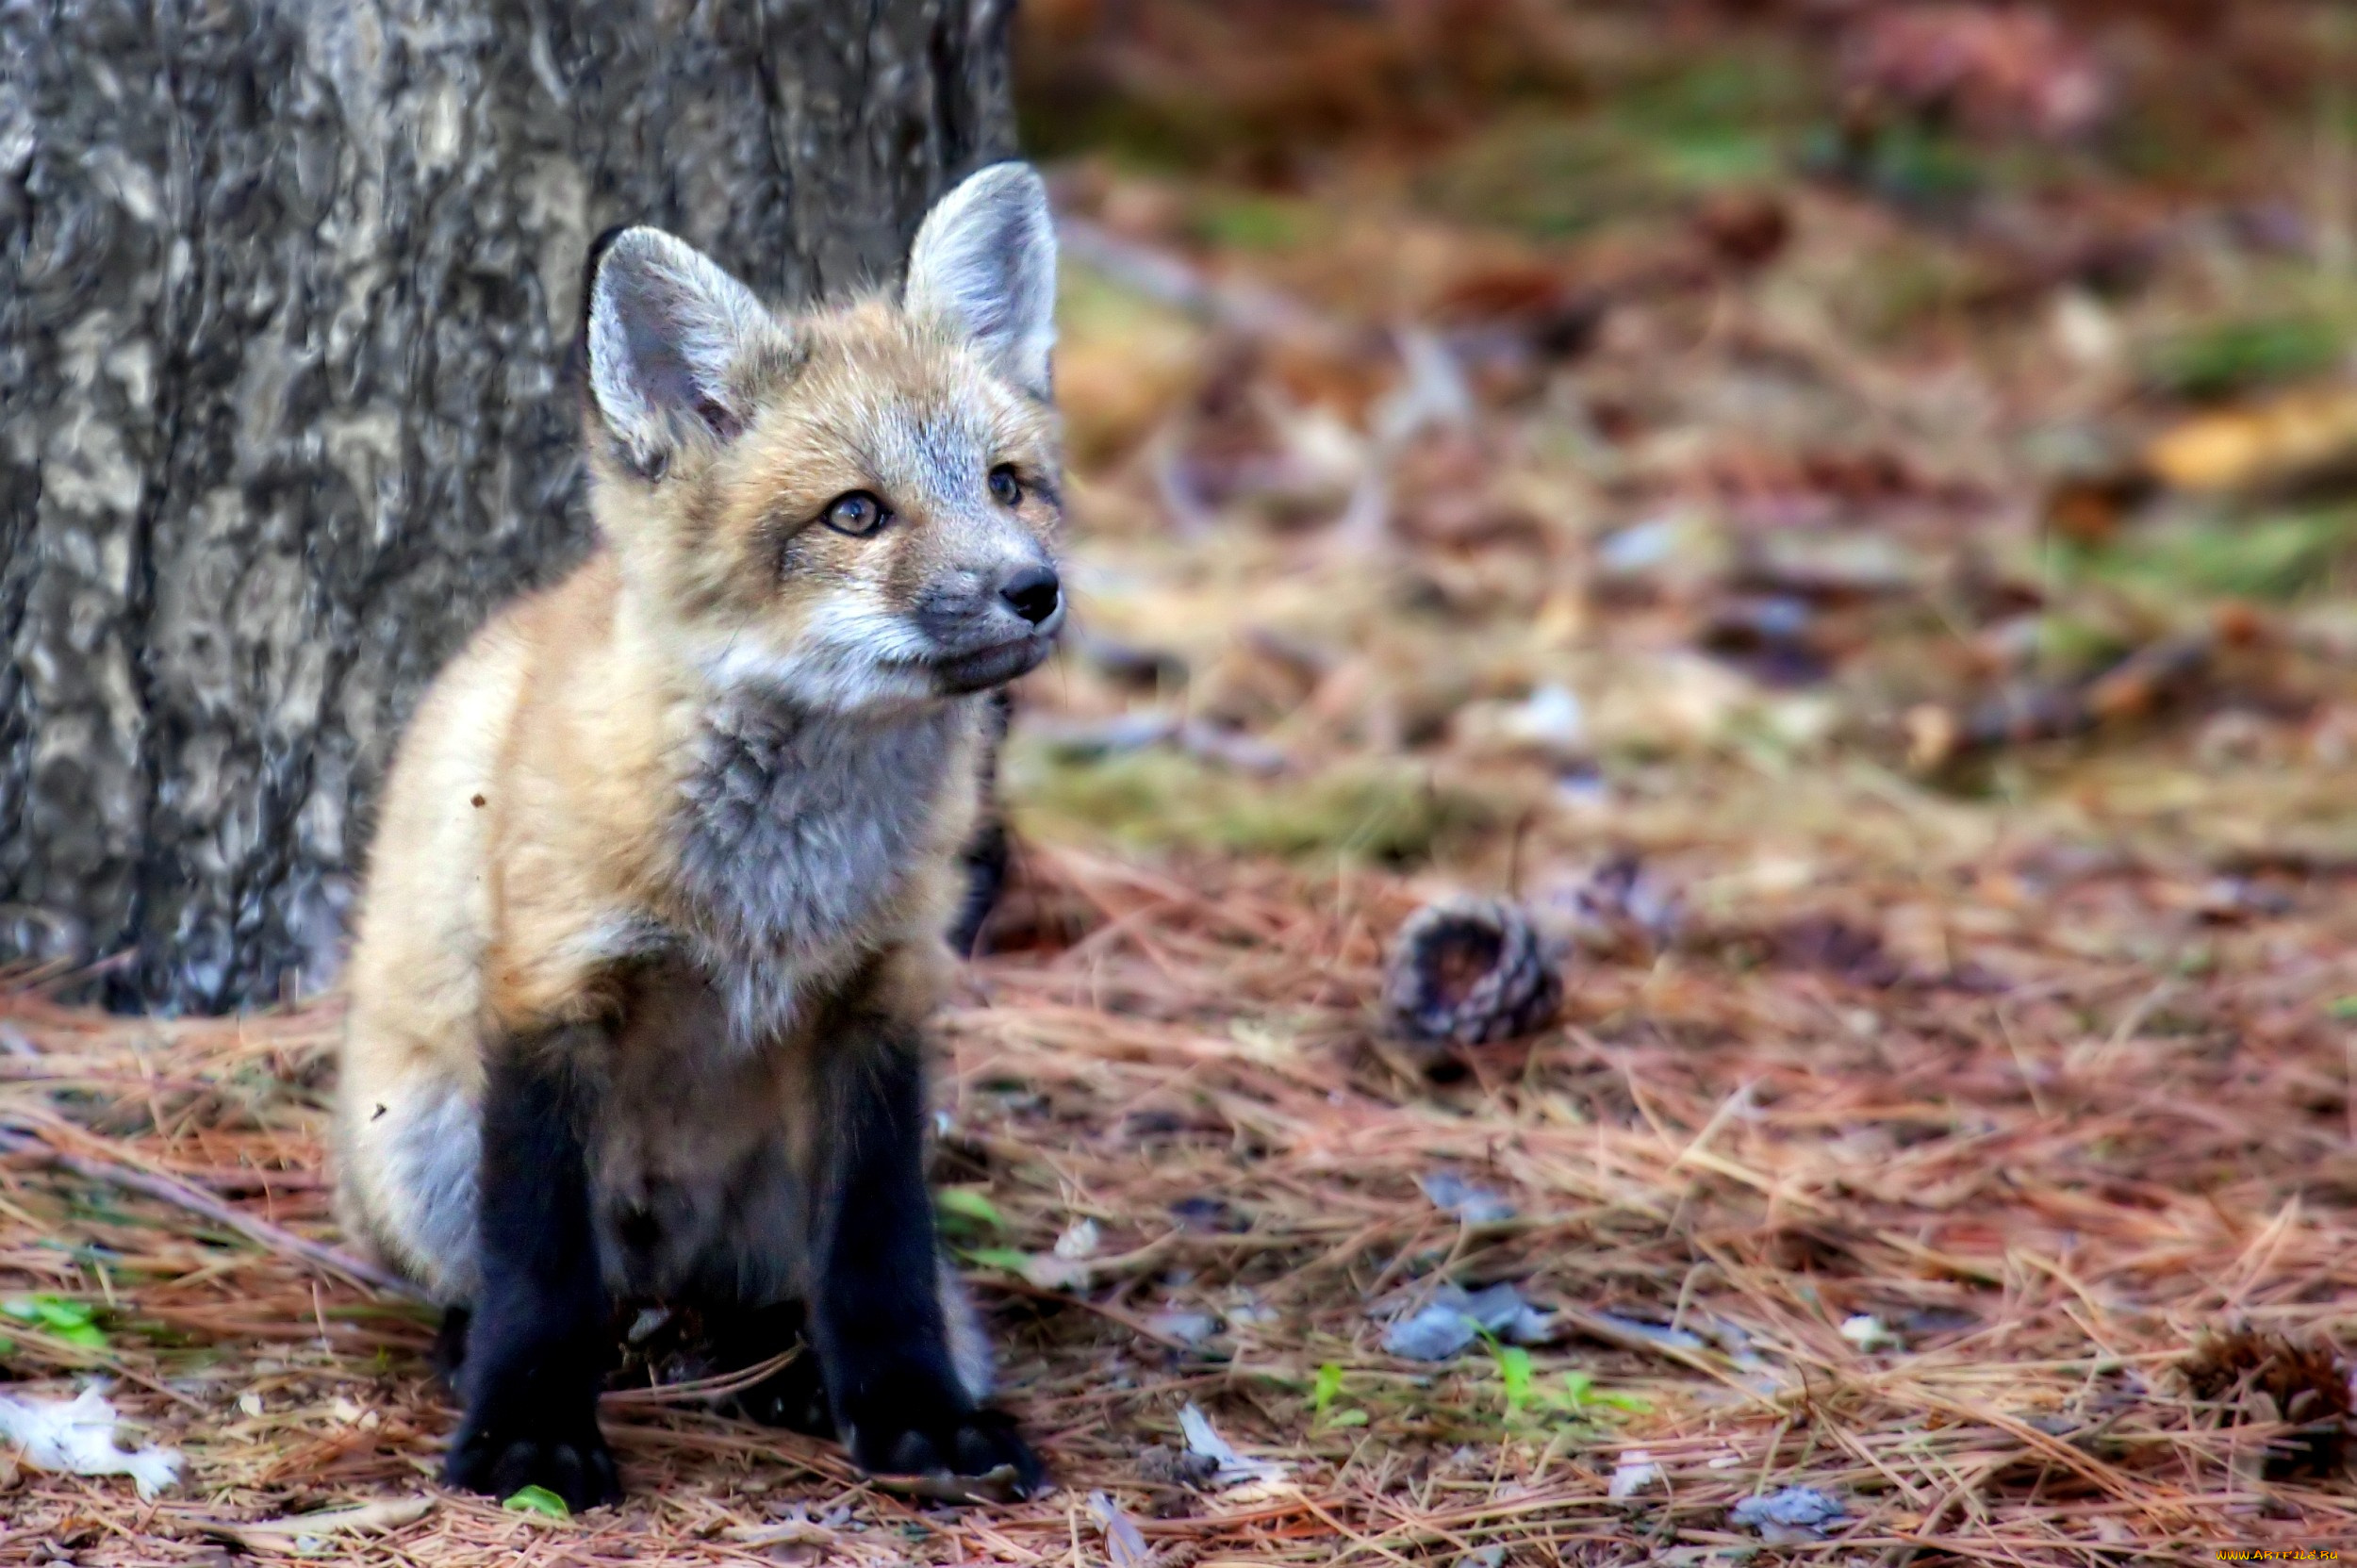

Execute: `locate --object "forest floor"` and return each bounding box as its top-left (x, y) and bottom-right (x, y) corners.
top-left (9, 3), bottom-right (2357, 1562)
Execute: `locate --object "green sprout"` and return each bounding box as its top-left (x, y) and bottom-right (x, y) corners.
top-left (1310, 1362), bottom-right (1367, 1429)
top-left (1494, 1344), bottom-right (1536, 1417)
top-left (1477, 1330), bottom-right (1650, 1426)
top-left (502, 1485), bottom-right (570, 1520)
top-left (2, 1296), bottom-right (108, 1350)
top-left (934, 1187), bottom-right (1009, 1235)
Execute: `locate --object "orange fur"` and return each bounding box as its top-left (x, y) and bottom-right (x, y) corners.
top-left (336, 284), bottom-right (1059, 1302)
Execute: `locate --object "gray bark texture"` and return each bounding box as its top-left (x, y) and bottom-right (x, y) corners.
top-left (0, 0), bottom-right (1016, 1012)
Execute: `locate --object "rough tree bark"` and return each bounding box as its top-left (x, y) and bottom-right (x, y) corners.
top-left (0, 0), bottom-right (1016, 1012)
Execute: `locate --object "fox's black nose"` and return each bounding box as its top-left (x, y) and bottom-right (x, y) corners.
top-left (999, 564), bottom-right (1062, 627)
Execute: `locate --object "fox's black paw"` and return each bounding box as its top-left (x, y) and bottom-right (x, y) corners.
top-left (445, 1406), bottom-right (621, 1511)
top-left (847, 1404), bottom-right (1042, 1500)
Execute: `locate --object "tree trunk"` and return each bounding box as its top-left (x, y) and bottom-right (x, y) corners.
top-left (0, 0), bottom-right (1016, 1012)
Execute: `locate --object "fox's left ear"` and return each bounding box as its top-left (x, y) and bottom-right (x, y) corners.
top-left (905, 162), bottom-right (1058, 400)
top-left (585, 226), bottom-right (771, 478)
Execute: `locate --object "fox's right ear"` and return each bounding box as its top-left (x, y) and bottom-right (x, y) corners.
top-left (905, 163), bottom-right (1058, 400)
top-left (585, 226), bottom-right (770, 478)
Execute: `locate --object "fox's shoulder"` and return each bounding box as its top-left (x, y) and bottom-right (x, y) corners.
top-left (369, 554), bottom-right (620, 839)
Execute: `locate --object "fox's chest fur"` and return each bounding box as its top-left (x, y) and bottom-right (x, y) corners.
top-left (664, 694), bottom-right (969, 1040)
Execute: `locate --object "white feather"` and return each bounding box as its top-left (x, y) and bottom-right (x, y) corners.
top-left (0, 1385), bottom-right (182, 1498)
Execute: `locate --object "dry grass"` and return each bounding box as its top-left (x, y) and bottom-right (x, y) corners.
top-left (3, 814), bottom-right (2354, 1562)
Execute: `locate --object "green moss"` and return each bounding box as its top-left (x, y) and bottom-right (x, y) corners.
top-left (1007, 743), bottom-right (1497, 867)
top-left (1184, 192), bottom-right (1326, 253)
top-left (1420, 116), bottom-right (1639, 237)
top-left (1827, 121), bottom-right (1985, 206)
top-left (1432, 115), bottom-right (1791, 236)
top-left (1418, 49), bottom-right (1810, 238)
top-left (2030, 612), bottom-right (2133, 678)
top-left (2074, 506), bottom-right (2357, 602)
top-left (1614, 52), bottom-right (1812, 146)
top-left (1614, 52), bottom-right (1806, 190)
top-left (1058, 264), bottom-right (1184, 340)
top-left (2143, 316), bottom-right (2349, 401)
top-left (1651, 124), bottom-right (1784, 189)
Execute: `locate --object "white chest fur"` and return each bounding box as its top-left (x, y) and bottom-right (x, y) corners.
top-left (670, 695), bottom-right (962, 1039)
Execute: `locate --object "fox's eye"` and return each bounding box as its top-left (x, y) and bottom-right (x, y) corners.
top-left (988, 466), bottom-right (1022, 508)
top-left (822, 491), bottom-right (891, 537)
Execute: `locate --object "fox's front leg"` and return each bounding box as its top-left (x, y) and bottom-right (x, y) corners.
top-left (444, 1027), bottom-right (621, 1510)
top-left (807, 1015), bottom-right (1041, 1495)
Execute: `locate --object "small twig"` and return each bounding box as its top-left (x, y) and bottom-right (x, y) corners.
top-left (603, 1348), bottom-right (800, 1408)
top-left (190, 1497), bottom-right (437, 1551)
top-left (0, 1117), bottom-right (423, 1300)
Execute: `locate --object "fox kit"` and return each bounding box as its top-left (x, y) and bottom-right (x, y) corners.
top-left (334, 163), bottom-right (1063, 1509)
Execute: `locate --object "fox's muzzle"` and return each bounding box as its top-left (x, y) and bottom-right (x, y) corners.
top-left (913, 552), bottom-right (1064, 694)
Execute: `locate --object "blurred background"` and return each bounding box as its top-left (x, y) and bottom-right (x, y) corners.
top-left (5, 2), bottom-right (2357, 1560)
top-left (992, 0), bottom-right (2357, 901)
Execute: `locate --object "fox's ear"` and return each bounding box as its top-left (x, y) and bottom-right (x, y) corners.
top-left (585, 226), bottom-right (770, 476)
top-left (905, 162), bottom-right (1057, 400)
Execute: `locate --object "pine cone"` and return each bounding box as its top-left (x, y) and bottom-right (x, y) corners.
top-left (1381, 896), bottom-right (1563, 1048)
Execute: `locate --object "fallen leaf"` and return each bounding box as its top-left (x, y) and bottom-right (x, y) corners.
top-left (200, 1498), bottom-right (436, 1550)
top-left (1088, 1490), bottom-right (1152, 1567)
top-left (2147, 386), bottom-right (2357, 494)
top-left (1177, 1402), bottom-right (1288, 1489)
top-left (1732, 1484), bottom-right (1848, 1541)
